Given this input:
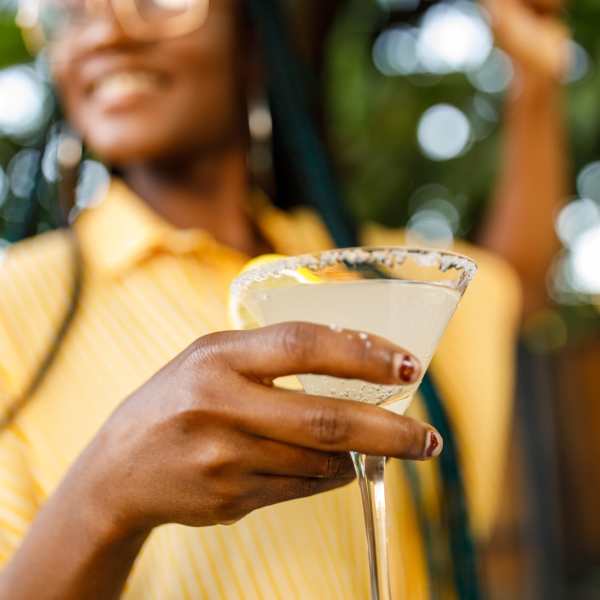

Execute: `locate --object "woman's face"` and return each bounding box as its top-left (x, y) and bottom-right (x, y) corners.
top-left (50, 0), bottom-right (247, 165)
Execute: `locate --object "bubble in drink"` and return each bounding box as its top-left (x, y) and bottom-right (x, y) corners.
top-left (250, 279), bottom-right (460, 415)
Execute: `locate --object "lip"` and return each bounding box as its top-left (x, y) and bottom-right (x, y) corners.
top-left (80, 56), bottom-right (169, 111)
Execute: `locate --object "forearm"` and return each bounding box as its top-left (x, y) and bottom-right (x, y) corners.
top-left (479, 70), bottom-right (567, 316)
top-left (0, 445), bottom-right (149, 600)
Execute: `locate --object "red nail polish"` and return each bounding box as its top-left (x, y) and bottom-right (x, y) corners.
top-left (425, 431), bottom-right (443, 458)
top-left (394, 353), bottom-right (419, 383)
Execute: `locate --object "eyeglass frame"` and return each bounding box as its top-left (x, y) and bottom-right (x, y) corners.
top-left (17, 0), bottom-right (210, 46)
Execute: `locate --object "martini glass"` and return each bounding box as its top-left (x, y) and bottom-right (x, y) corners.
top-left (231, 247), bottom-right (477, 600)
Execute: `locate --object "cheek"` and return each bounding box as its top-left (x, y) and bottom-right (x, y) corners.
top-left (80, 74), bottom-right (242, 164)
top-left (51, 57), bottom-right (94, 146)
top-left (170, 66), bottom-right (243, 133)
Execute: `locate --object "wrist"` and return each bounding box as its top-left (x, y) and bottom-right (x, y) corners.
top-left (508, 66), bottom-right (563, 106)
top-left (59, 434), bottom-right (152, 550)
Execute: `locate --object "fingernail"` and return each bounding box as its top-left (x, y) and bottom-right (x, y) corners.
top-left (393, 353), bottom-right (420, 383)
top-left (424, 430), bottom-right (443, 459)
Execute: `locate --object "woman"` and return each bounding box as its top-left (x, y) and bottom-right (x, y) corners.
top-left (0, 0), bottom-right (565, 597)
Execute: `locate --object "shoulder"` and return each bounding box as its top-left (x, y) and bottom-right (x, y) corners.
top-left (254, 195), bottom-right (334, 255)
top-left (0, 231), bottom-right (75, 402)
top-left (1, 228), bottom-right (73, 274)
top-left (0, 229), bottom-right (74, 298)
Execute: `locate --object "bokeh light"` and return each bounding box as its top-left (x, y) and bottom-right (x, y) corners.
top-left (376, 0), bottom-right (420, 9)
top-left (409, 183), bottom-right (452, 213)
top-left (57, 132), bottom-right (83, 169)
top-left (0, 238), bottom-right (10, 264)
top-left (372, 27), bottom-right (419, 76)
top-left (0, 167), bottom-right (8, 209)
top-left (467, 48), bottom-right (513, 94)
top-left (8, 149), bottom-right (40, 198)
top-left (373, 1), bottom-right (493, 78)
top-left (406, 209), bottom-right (455, 248)
top-left (472, 95), bottom-right (497, 123)
top-left (417, 103), bottom-right (471, 161)
top-left (554, 193), bottom-right (600, 299)
top-left (420, 197), bottom-right (460, 231)
top-left (553, 162), bottom-right (600, 299)
top-left (570, 225), bottom-right (600, 294)
top-left (565, 41), bottom-right (591, 85)
top-left (0, 0), bottom-right (19, 13)
top-left (74, 161), bottom-right (111, 213)
top-left (576, 161), bottom-right (600, 203)
top-left (556, 198), bottom-right (600, 248)
top-left (41, 134), bottom-right (60, 183)
top-left (416, 1), bottom-right (492, 74)
top-left (248, 104), bottom-right (273, 141)
top-left (406, 185), bottom-right (460, 248)
top-left (0, 66), bottom-right (50, 139)
top-left (470, 95), bottom-right (498, 141)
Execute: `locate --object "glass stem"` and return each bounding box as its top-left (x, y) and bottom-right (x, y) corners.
top-left (352, 452), bottom-right (392, 600)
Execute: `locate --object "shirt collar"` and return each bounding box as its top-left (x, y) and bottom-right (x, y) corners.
top-left (75, 179), bottom-right (333, 276)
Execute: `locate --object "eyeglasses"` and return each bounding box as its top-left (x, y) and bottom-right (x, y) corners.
top-left (18, 0), bottom-right (209, 45)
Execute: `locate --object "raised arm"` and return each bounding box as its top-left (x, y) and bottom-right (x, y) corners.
top-left (479, 0), bottom-right (569, 317)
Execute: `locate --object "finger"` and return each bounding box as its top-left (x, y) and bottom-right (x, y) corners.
top-left (215, 322), bottom-right (421, 385)
top-left (485, 0), bottom-right (569, 69)
top-left (248, 474), bottom-right (356, 510)
top-left (239, 437), bottom-right (354, 478)
top-left (232, 384), bottom-right (443, 461)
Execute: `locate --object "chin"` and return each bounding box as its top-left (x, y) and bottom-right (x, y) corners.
top-left (84, 124), bottom-right (177, 166)
top-left (84, 123), bottom-right (237, 169)
top-left (87, 139), bottom-right (158, 166)
top-left (76, 100), bottom-right (240, 167)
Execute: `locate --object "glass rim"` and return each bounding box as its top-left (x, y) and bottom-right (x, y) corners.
top-left (231, 246), bottom-right (478, 301)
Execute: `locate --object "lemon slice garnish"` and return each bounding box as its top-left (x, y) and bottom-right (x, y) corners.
top-left (229, 254), bottom-right (320, 330)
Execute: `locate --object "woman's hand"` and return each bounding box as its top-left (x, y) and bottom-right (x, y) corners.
top-left (483, 0), bottom-right (570, 81)
top-left (0, 322), bottom-right (441, 600)
top-left (76, 322), bottom-right (440, 539)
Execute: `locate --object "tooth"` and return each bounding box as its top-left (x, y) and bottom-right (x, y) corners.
top-left (94, 71), bottom-right (159, 100)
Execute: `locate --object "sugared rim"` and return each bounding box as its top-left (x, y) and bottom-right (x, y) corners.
top-left (231, 246), bottom-right (478, 301)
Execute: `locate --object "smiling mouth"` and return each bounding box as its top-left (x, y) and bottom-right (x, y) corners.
top-left (91, 70), bottom-right (165, 107)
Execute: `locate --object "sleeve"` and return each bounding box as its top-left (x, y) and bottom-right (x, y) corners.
top-left (0, 283), bottom-right (37, 565)
top-left (0, 318), bottom-right (27, 418)
top-left (0, 312), bottom-right (39, 567)
top-left (0, 427), bottom-right (38, 566)
top-left (0, 233), bottom-right (71, 566)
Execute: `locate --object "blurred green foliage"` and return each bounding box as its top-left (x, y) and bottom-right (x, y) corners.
top-left (326, 0), bottom-right (496, 230)
top-left (322, 0), bottom-right (600, 344)
top-left (567, 1), bottom-right (600, 171)
top-left (0, 13), bottom-right (29, 68)
top-left (326, 0), bottom-right (600, 234)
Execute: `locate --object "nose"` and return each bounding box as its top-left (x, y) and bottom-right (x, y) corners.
top-left (69, 0), bottom-right (140, 55)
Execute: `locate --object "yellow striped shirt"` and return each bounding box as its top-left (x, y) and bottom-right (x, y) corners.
top-left (0, 181), bottom-right (521, 598)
